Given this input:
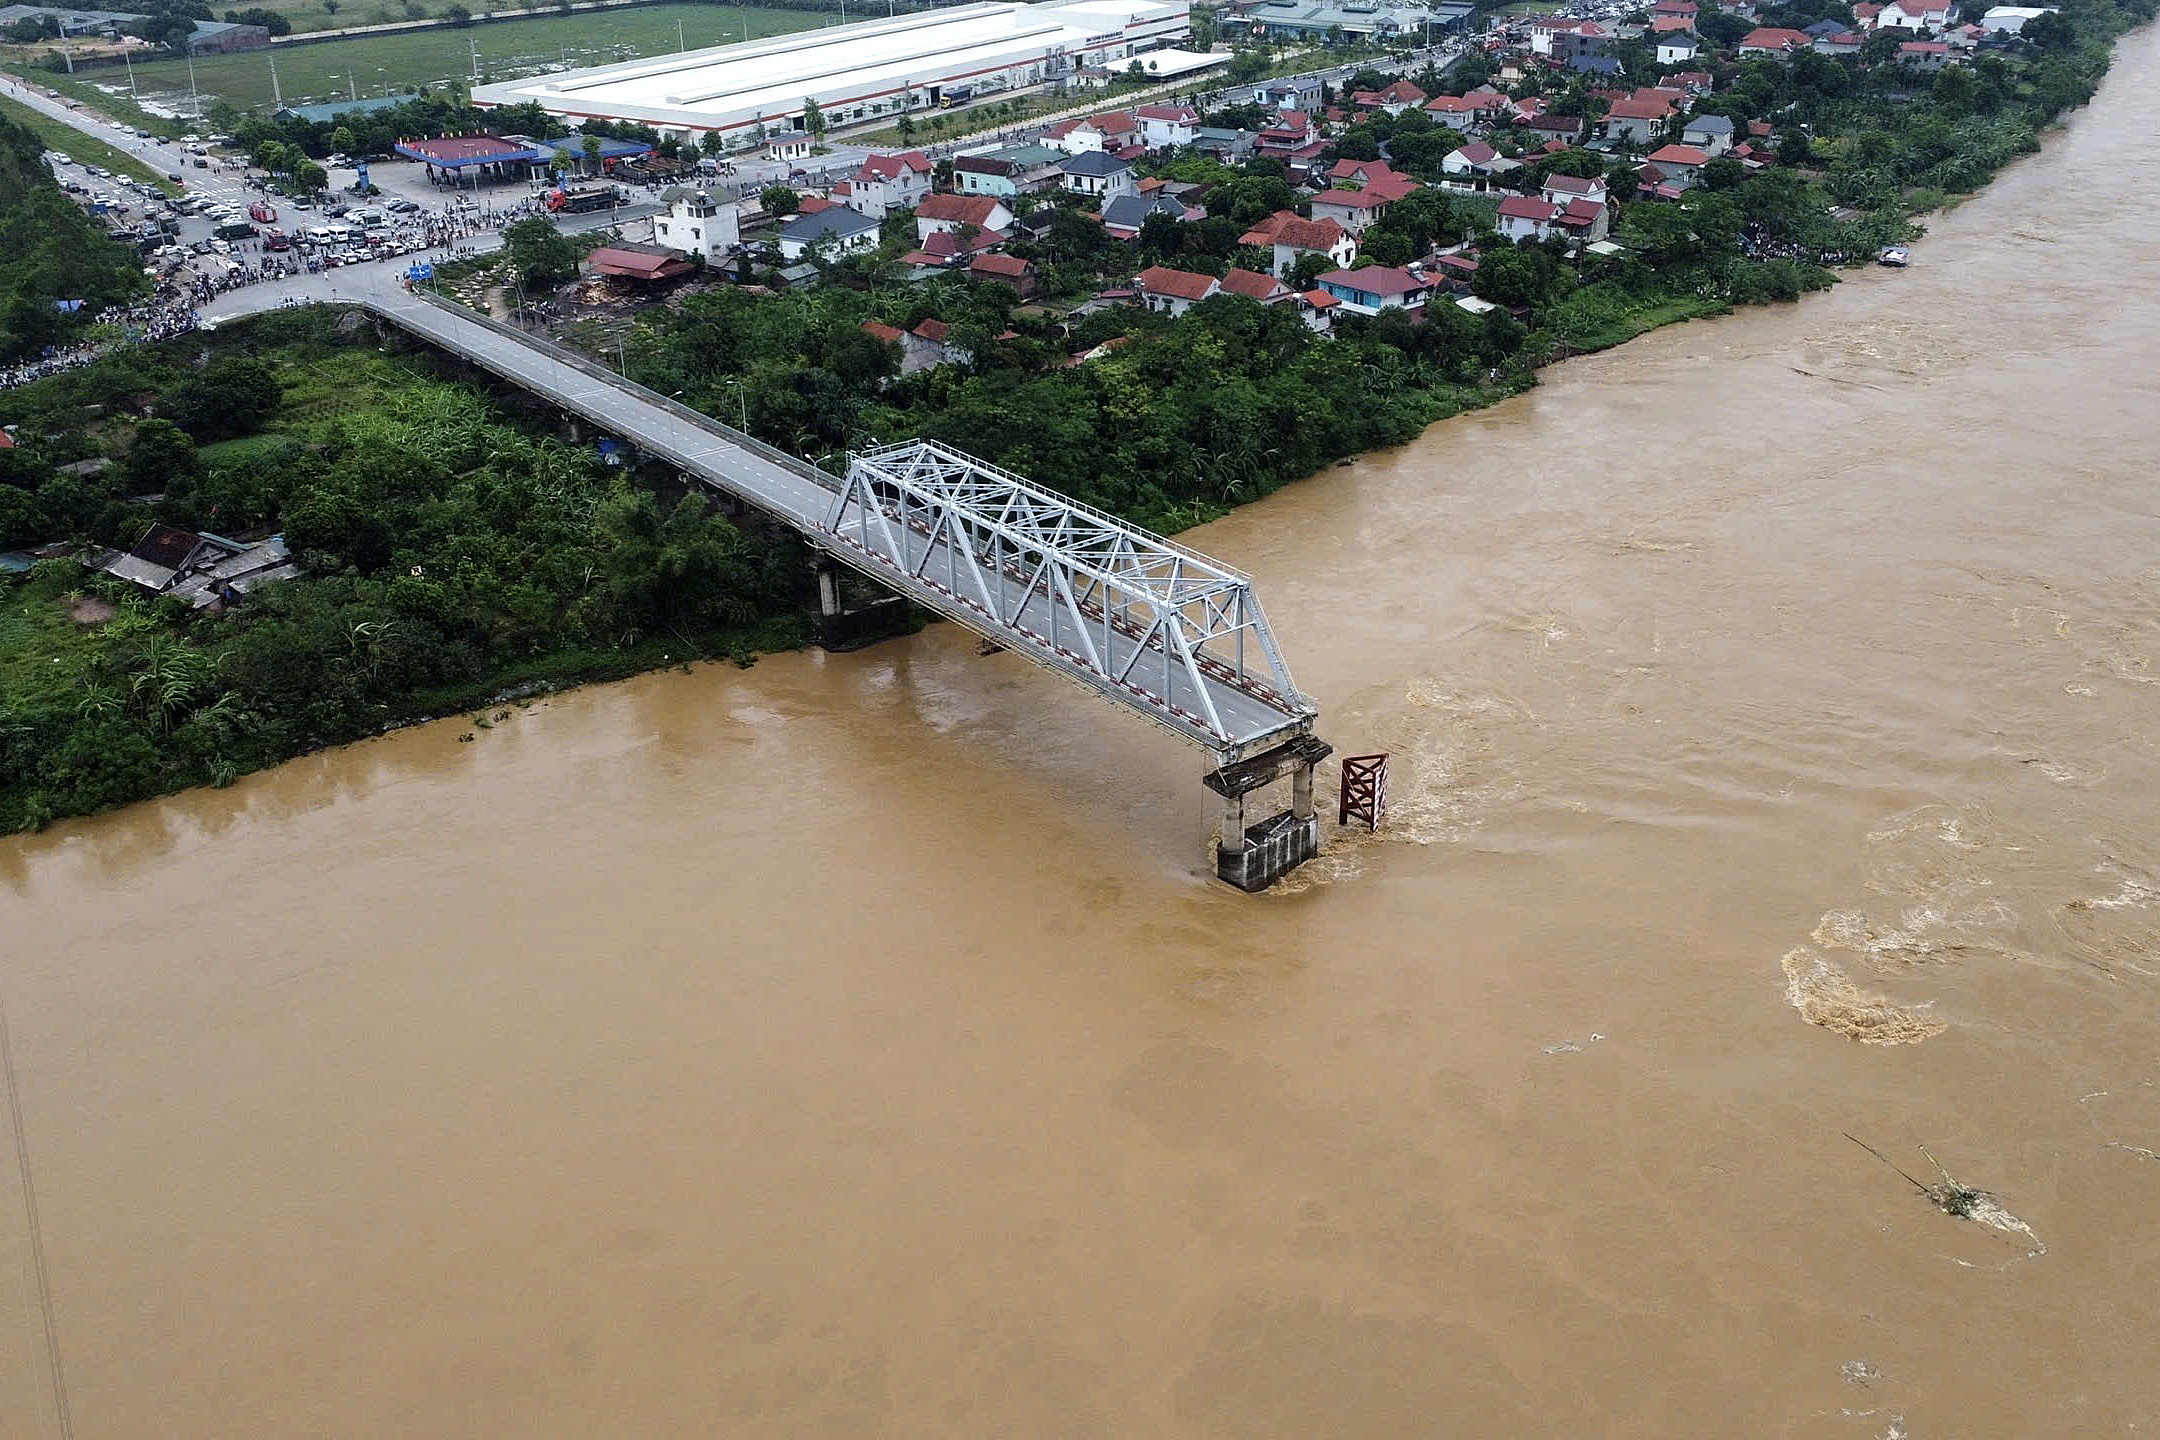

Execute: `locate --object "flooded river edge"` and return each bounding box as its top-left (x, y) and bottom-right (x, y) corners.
top-left (9, 25), bottom-right (2160, 1438)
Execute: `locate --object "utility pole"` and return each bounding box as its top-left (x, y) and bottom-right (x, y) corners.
top-left (59, 29), bottom-right (73, 73)
top-left (676, 16), bottom-right (684, 50)
top-left (122, 42), bottom-right (137, 100)
top-left (470, 35), bottom-right (480, 80)
top-left (347, 69), bottom-right (357, 101)
top-left (269, 52), bottom-right (282, 109)
top-left (185, 48), bottom-right (201, 119)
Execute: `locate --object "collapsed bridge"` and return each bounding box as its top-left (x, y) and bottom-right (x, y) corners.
top-left (363, 290), bottom-right (1331, 888)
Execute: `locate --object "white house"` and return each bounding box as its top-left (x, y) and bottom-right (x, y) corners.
top-left (777, 204), bottom-right (880, 260)
top-left (1131, 103), bottom-right (1199, 149)
top-left (1876, 0), bottom-right (1953, 26)
top-left (914, 193), bottom-right (1014, 242)
top-left (1135, 264), bottom-right (1219, 317)
top-left (650, 186), bottom-right (740, 262)
top-left (1655, 30), bottom-right (1699, 63)
top-left (1060, 150), bottom-right (1134, 199)
top-left (1980, 4), bottom-right (2056, 31)
top-left (1441, 140), bottom-right (1521, 192)
top-left (834, 151), bottom-right (931, 219)
top-left (1680, 113), bottom-right (1735, 156)
top-left (1237, 211), bottom-right (1357, 278)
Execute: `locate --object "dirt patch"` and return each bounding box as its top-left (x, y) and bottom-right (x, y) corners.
top-left (68, 596), bottom-right (118, 626)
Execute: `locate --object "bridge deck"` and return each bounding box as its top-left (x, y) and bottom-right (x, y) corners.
top-left (362, 293), bottom-right (1315, 761)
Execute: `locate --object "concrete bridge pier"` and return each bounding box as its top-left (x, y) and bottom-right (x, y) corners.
top-left (1205, 733), bottom-right (1335, 891)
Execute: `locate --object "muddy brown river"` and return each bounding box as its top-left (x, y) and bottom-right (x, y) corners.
top-left (9, 33), bottom-right (2160, 1439)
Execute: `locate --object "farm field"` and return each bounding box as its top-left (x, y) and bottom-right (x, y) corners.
top-left (67, 4), bottom-right (838, 115)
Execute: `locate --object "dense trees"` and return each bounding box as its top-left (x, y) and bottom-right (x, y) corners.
top-left (0, 312), bottom-right (809, 834)
top-left (0, 117), bottom-right (149, 363)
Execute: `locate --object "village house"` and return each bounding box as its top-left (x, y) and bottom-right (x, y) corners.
top-left (650, 186), bottom-right (740, 263)
top-left (1738, 26), bottom-right (1812, 53)
top-left (1131, 103), bottom-right (1200, 149)
top-left (1440, 140), bottom-right (1521, 192)
top-left (1219, 267), bottom-right (1294, 305)
top-left (1875, 0), bottom-right (1953, 27)
top-left (1519, 111), bottom-right (1588, 145)
top-left (1135, 265), bottom-right (1221, 317)
top-left (915, 193), bottom-right (1014, 242)
top-left (1423, 94), bottom-right (1482, 131)
top-left (97, 523), bottom-right (298, 608)
top-left (1667, 70), bottom-right (1715, 94)
top-left (778, 204), bottom-right (879, 260)
top-left (1309, 170), bottom-right (1420, 234)
top-left (1680, 113), bottom-right (1736, 156)
top-left (1060, 150), bottom-right (1135, 200)
top-left (1603, 92), bottom-right (1675, 145)
top-left (1541, 173), bottom-right (1608, 209)
top-left (1643, 142), bottom-right (1711, 189)
top-left (1655, 29), bottom-right (1700, 63)
top-left (1046, 110), bottom-right (1143, 155)
top-left (1295, 288), bottom-right (1339, 332)
top-left (1193, 126), bottom-right (1258, 163)
top-left (1239, 210), bottom-right (1358, 277)
top-left (1814, 27), bottom-right (1864, 52)
top-left (952, 144), bottom-right (1066, 199)
top-left (1899, 38), bottom-right (1954, 67)
top-left (830, 151), bottom-right (931, 219)
top-left (968, 253), bottom-right (1039, 297)
top-left (1315, 266), bottom-right (1429, 317)
top-left (1350, 78), bottom-right (1427, 115)
top-left (1100, 189), bottom-right (1195, 240)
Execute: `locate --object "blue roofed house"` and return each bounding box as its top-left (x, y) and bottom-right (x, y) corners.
top-left (1315, 265), bottom-right (1430, 317)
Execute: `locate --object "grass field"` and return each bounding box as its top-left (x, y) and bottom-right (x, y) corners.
top-left (0, 90), bottom-right (179, 192)
top-left (104, 4), bottom-right (837, 114)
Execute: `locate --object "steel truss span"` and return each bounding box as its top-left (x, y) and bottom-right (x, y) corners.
top-left (821, 441), bottom-right (1318, 762)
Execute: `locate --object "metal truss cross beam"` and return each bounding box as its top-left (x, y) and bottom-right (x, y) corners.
top-left (818, 440), bottom-right (1317, 761)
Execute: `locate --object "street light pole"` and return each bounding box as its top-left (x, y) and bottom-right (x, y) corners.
top-left (185, 49), bottom-right (201, 119)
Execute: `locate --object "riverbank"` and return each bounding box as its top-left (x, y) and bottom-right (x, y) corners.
top-left (0, 308), bottom-right (813, 834)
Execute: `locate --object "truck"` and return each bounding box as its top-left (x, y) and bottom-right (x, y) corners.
top-left (213, 220), bottom-right (257, 241)
top-left (262, 229), bottom-right (291, 252)
top-left (941, 84), bottom-right (975, 107)
top-left (248, 200), bottom-right (277, 224)
top-left (544, 183), bottom-right (623, 214)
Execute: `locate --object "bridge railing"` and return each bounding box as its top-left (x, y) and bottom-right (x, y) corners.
top-left (376, 291), bottom-right (839, 492)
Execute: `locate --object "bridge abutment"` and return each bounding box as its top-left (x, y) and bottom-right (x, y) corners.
top-left (1206, 734), bottom-right (1334, 892)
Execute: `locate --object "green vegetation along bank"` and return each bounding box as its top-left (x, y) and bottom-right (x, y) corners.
top-left (0, 308), bottom-right (809, 835)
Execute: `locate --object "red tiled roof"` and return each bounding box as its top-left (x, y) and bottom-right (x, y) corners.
top-left (856, 150), bottom-right (931, 181)
top-left (1136, 265), bottom-right (1220, 302)
top-left (1132, 103), bottom-right (1198, 122)
top-left (1647, 143), bottom-right (1710, 167)
top-left (1608, 95), bottom-right (1673, 120)
top-left (1301, 289), bottom-right (1340, 308)
top-left (1900, 39), bottom-right (1949, 51)
top-left (917, 193), bottom-right (1003, 226)
top-left (1544, 173), bottom-right (1603, 197)
top-left (1740, 26), bottom-right (1811, 48)
top-left (861, 321), bottom-right (905, 343)
top-left (1425, 95), bottom-right (1478, 113)
top-left (1242, 214), bottom-right (1350, 253)
top-left (1652, 13), bottom-right (1695, 29)
top-left (912, 318), bottom-right (952, 342)
top-left (587, 245), bottom-right (693, 280)
top-left (1219, 267), bottom-right (1287, 301)
top-left (1452, 140), bottom-right (1500, 164)
top-left (1498, 195), bottom-right (1559, 222)
top-left (969, 252), bottom-right (1031, 278)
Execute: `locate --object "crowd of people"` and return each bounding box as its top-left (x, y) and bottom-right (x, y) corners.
top-left (2, 298), bottom-right (202, 389)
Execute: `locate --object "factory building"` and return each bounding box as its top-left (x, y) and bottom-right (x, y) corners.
top-left (469, 0), bottom-right (1190, 149)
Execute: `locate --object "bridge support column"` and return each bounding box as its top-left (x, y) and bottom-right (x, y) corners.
top-left (1204, 734), bottom-right (1334, 892)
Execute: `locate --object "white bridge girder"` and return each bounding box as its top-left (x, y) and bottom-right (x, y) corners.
top-left (817, 440), bottom-right (1318, 762)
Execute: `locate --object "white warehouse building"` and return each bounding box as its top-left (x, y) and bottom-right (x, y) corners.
top-left (470, 0), bottom-right (1191, 148)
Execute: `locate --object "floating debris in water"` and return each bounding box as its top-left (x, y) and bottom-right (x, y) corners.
top-left (1845, 1135), bottom-right (2045, 1257)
